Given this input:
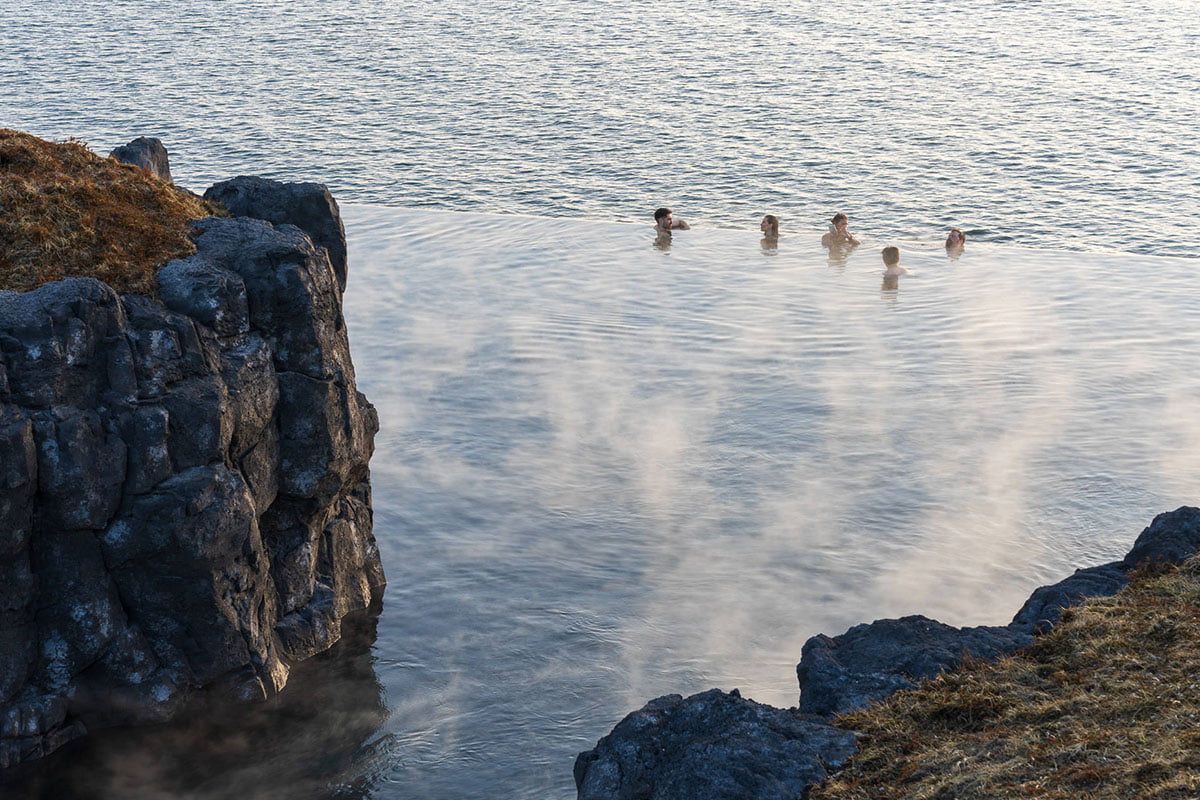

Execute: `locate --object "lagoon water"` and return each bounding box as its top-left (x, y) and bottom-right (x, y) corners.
top-left (345, 210), bottom-right (1200, 798)
top-left (3, 1), bottom-right (1200, 799)
top-left (1, 0), bottom-right (1198, 257)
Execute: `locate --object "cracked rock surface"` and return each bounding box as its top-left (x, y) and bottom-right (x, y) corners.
top-left (0, 178), bottom-right (384, 768)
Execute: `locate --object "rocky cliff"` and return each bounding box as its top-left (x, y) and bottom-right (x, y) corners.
top-left (0, 168), bottom-right (385, 768)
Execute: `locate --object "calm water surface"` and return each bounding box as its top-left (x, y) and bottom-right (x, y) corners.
top-left (1, 0), bottom-right (1198, 255)
top-left (349, 210), bottom-right (1200, 798)
top-left (4, 1), bottom-right (1200, 798)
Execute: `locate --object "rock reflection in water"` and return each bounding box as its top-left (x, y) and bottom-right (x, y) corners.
top-left (2, 608), bottom-right (388, 800)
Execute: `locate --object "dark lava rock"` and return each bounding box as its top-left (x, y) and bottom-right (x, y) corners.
top-left (1009, 506), bottom-right (1200, 635)
top-left (0, 180), bottom-right (382, 768)
top-left (1009, 562), bottom-right (1129, 634)
top-left (1122, 506), bottom-right (1200, 569)
top-left (204, 176), bottom-right (349, 293)
top-left (108, 136), bottom-right (172, 182)
top-left (798, 507), bottom-right (1200, 718)
top-left (574, 689), bottom-right (857, 800)
top-left (797, 616), bottom-right (1033, 717)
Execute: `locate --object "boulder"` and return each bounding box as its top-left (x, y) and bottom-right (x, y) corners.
top-left (1009, 562), bottom-right (1129, 634)
top-left (574, 689), bottom-right (857, 800)
top-left (796, 616), bottom-right (1033, 717)
top-left (1122, 506), bottom-right (1200, 569)
top-left (204, 176), bottom-right (349, 292)
top-left (1008, 506), bottom-right (1200, 636)
top-left (108, 137), bottom-right (172, 183)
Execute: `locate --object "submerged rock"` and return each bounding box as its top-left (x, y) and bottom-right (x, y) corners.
top-left (0, 175), bottom-right (383, 768)
top-left (108, 136), bottom-right (172, 183)
top-left (574, 689), bottom-right (857, 800)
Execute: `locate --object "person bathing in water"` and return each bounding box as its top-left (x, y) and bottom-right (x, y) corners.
top-left (760, 214), bottom-right (779, 239)
top-left (654, 207), bottom-right (690, 233)
top-left (945, 228), bottom-right (966, 247)
top-left (821, 213), bottom-right (860, 247)
top-left (881, 246), bottom-right (906, 292)
top-left (881, 246), bottom-right (907, 275)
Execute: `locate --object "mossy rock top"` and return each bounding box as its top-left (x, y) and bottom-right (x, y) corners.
top-left (0, 129), bottom-right (221, 296)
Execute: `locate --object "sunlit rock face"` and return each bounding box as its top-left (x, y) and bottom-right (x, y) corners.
top-left (0, 179), bottom-right (383, 768)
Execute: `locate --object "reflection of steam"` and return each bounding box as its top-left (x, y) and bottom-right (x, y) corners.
top-left (5, 609), bottom-right (389, 800)
top-left (867, 276), bottom-right (1079, 623)
top-left (1159, 390), bottom-right (1200, 499)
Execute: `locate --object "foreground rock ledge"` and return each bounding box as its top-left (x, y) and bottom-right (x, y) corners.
top-left (0, 176), bottom-right (384, 768)
top-left (576, 507), bottom-right (1200, 799)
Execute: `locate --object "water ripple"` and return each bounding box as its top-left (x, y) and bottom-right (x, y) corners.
top-left (2, 0), bottom-right (1196, 257)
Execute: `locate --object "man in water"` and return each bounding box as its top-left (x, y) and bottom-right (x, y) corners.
top-left (654, 207), bottom-right (691, 232)
top-left (945, 227), bottom-right (966, 259)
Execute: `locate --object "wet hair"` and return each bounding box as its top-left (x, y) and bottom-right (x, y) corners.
top-left (946, 227), bottom-right (966, 245)
top-left (654, 207), bottom-right (672, 223)
top-left (831, 213), bottom-right (848, 225)
top-left (762, 214), bottom-right (779, 237)
top-left (881, 246), bottom-right (900, 265)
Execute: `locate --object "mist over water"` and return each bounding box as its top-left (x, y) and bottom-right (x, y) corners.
top-left (1, 0), bottom-right (1197, 256)
top-left (5, 1), bottom-right (1200, 798)
top-left (340, 208), bottom-right (1198, 798)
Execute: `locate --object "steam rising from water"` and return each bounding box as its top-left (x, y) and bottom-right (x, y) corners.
top-left (344, 207), bottom-right (1198, 797)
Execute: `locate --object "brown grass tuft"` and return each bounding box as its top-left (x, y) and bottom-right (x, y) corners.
top-left (0, 129), bottom-right (222, 296)
top-left (811, 557), bottom-right (1200, 799)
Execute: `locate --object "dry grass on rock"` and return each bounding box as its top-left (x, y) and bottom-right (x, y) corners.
top-left (812, 558), bottom-right (1200, 800)
top-left (0, 129), bottom-right (220, 296)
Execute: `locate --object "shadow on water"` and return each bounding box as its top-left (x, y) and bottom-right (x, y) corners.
top-left (2, 606), bottom-right (390, 800)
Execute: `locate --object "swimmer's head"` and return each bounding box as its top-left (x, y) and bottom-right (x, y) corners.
top-left (654, 207), bottom-right (673, 225)
top-left (946, 228), bottom-right (966, 246)
top-left (830, 213), bottom-right (849, 232)
top-left (881, 246), bottom-right (901, 266)
top-left (761, 214), bottom-right (779, 237)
